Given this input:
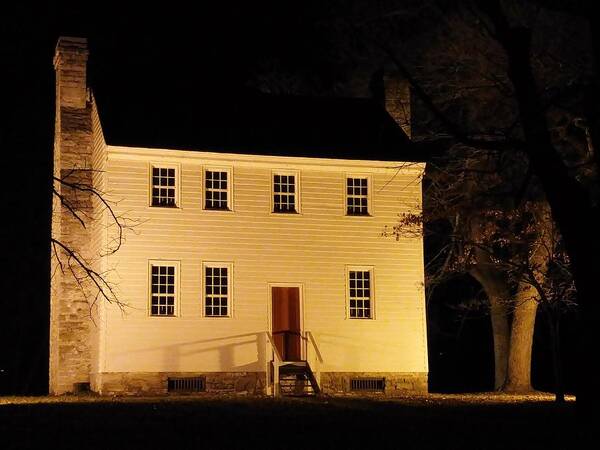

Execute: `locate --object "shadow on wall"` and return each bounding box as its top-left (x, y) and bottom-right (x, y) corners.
top-left (114, 332), bottom-right (268, 372)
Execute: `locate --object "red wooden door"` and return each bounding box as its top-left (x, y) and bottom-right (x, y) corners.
top-left (272, 287), bottom-right (301, 361)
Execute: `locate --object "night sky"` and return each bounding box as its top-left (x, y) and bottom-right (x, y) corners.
top-left (0, 2), bottom-right (580, 395)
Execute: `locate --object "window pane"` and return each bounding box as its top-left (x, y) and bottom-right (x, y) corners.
top-left (349, 270), bottom-right (372, 319)
top-left (205, 170), bottom-right (230, 209)
top-left (151, 264), bottom-right (176, 316)
top-left (205, 265), bottom-right (229, 316)
top-left (346, 178), bottom-right (368, 216)
top-left (151, 167), bottom-right (177, 207)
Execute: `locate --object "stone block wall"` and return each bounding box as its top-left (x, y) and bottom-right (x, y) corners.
top-left (320, 372), bottom-right (428, 396)
top-left (50, 37), bottom-right (94, 394)
top-left (89, 370), bottom-right (427, 397)
top-left (91, 372), bottom-right (267, 396)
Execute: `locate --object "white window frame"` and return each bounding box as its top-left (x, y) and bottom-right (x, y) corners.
top-left (148, 260), bottom-right (180, 317)
top-left (345, 174), bottom-right (372, 216)
top-left (149, 162), bottom-right (181, 208)
top-left (345, 266), bottom-right (375, 320)
top-left (271, 169), bottom-right (301, 214)
top-left (203, 166), bottom-right (234, 212)
top-left (202, 261), bottom-right (234, 318)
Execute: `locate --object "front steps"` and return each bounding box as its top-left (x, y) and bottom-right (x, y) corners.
top-left (277, 361), bottom-right (320, 397)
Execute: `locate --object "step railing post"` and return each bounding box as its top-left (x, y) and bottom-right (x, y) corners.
top-left (306, 331), bottom-right (322, 392)
top-left (274, 360), bottom-right (280, 397)
top-left (265, 331), bottom-right (283, 397)
top-left (265, 333), bottom-right (271, 396)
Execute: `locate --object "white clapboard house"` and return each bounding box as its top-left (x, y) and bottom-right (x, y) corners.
top-left (51, 37), bottom-right (428, 396)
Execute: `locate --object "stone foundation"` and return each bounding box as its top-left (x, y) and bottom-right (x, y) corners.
top-left (320, 372), bottom-right (428, 396)
top-left (91, 372), bottom-right (266, 396)
top-left (90, 371), bottom-right (427, 396)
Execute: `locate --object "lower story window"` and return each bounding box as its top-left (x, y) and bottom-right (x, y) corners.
top-left (204, 263), bottom-right (231, 317)
top-left (348, 269), bottom-right (372, 319)
top-left (150, 262), bottom-right (177, 316)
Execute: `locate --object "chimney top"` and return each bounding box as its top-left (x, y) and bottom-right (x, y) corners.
top-left (383, 73), bottom-right (411, 139)
top-left (54, 36), bottom-right (89, 109)
top-left (56, 36), bottom-right (88, 47)
top-left (54, 36), bottom-right (88, 69)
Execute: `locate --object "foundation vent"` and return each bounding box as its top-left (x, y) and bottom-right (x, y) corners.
top-left (350, 377), bottom-right (385, 392)
top-left (168, 376), bottom-right (206, 393)
top-left (73, 382), bottom-right (90, 393)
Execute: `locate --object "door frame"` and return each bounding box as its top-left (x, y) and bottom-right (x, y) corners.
top-left (267, 282), bottom-right (305, 360)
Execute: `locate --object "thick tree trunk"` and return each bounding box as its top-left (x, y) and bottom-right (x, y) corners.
top-left (505, 201), bottom-right (552, 392)
top-left (470, 250), bottom-right (511, 390)
top-left (488, 292), bottom-right (511, 390)
top-left (504, 284), bottom-right (538, 392)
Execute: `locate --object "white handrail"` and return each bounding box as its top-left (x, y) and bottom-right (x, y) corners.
top-left (305, 330), bottom-right (322, 391)
top-left (265, 332), bottom-right (283, 397)
top-left (265, 330), bottom-right (322, 396)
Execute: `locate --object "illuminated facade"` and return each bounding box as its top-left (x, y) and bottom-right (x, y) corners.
top-left (51, 37), bottom-right (428, 396)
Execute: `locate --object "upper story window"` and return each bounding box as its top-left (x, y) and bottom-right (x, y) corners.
top-left (346, 176), bottom-right (370, 216)
top-left (348, 268), bottom-right (373, 319)
top-left (204, 168), bottom-right (232, 210)
top-left (151, 166), bottom-right (178, 207)
top-left (273, 171), bottom-right (299, 213)
top-left (203, 262), bottom-right (232, 317)
top-left (150, 261), bottom-right (178, 316)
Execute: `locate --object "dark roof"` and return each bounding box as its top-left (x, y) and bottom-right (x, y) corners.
top-left (93, 84), bottom-right (424, 162)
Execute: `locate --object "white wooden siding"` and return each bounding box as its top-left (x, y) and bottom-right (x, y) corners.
top-left (100, 148), bottom-right (427, 374)
top-left (90, 101), bottom-right (107, 375)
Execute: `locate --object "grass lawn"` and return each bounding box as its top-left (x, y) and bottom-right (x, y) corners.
top-left (0, 393), bottom-right (590, 449)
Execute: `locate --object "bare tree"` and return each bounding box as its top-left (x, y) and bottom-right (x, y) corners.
top-left (341, 0), bottom-right (596, 409)
top-left (51, 166), bottom-right (138, 314)
top-left (386, 145), bottom-right (564, 393)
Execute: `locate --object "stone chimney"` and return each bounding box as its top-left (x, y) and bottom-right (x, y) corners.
top-left (383, 73), bottom-right (412, 139)
top-left (50, 37), bottom-right (93, 394)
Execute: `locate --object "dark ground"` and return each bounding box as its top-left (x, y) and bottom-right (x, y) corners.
top-left (0, 394), bottom-right (591, 450)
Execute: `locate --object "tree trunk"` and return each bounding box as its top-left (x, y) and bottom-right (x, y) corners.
top-left (505, 201), bottom-right (552, 392)
top-left (488, 292), bottom-right (511, 390)
top-left (470, 250), bottom-right (511, 390)
top-left (504, 284), bottom-right (538, 392)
